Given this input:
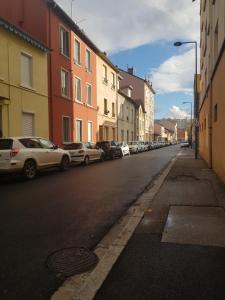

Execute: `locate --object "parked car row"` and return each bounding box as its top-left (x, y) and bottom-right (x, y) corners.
top-left (0, 137), bottom-right (174, 180)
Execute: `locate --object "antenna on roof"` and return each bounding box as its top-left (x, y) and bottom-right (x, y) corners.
top-left (71, 0), bottom-right (75, 19)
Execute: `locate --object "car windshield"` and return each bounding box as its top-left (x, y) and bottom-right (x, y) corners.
top-left (0, 139), bottom-right (13, 150)
top-left (64, 143), bottom-right (83, 150)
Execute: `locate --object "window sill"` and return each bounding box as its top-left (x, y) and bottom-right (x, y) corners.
top-left (60, 52), bottom-right (70, 60)
top-left (85, 68), bottom-right (92, 73)
top-left (20, 84), bottom-right (36, 92)
top-left (74, 100), bottom-right (83, 105)
top-left (87, 103), bottom-right (94, 108)
top-left (61, 94), bottom-right (71, 100)
top-left (74, 61), bottom-right (82, 67)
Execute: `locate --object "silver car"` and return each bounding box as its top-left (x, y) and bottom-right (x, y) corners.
top-left (64, 142), bottom-right (105, 165)
top-left (0, 137), bottom-right (71, 179)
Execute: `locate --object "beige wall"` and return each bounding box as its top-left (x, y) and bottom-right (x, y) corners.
top-left (144, 83), bottom-right (154, 141)
top-left (96, 55), bottom-right (117, 141)
top-left (136, 105), bottom-right (145, 141)
top-left (117, 93), bottom-right (135, 142)
top-left (199, 0), bottom-right (225, 183)
top-left (0, 28), bottom-right (49, 138)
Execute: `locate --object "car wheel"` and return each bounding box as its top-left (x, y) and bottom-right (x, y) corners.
top-left (60, 155), bottom-right (70, 171)
top-left (119, 150), bottom-right (123, 158)
top-left (23, 159), bottom-right (37, 180)
top-left (136, 149), bottom-right (139, 154)
top-left (83, 155), bottom-right (89, 166)
top-left (111, 152), bottom-right (115, 160)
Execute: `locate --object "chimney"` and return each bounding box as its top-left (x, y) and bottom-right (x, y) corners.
top-left (127, 67), bottom-right (134, 75)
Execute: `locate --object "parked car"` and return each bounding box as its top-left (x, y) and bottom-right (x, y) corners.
top-left (180, 141), bottom-right (190, 148)
top-left (96, 141), bottom-right (123, 159)
top-left (128, 141), bottom-right (141, 154)
top-left (64, 142), bottom-right (104, 165)
top-left (0, 137), bottom-right (71, 179)
top-left (143, 141), bottom-right (150, 151)
top-left (118, 142), bottom-right (130, 156)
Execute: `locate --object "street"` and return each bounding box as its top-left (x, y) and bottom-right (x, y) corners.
top-left (0, 146), bottom-right (179, 300)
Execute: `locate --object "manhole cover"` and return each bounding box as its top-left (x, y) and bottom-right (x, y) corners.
top-left (46, 247), bottom-right (99, 277)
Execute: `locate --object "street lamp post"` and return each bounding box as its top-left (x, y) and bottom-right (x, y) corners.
top-left (174, 41), bottom-right (198, 159)
top-left (182, 101), bottom-right (193, 148)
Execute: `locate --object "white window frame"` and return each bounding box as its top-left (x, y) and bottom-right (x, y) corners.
top-left (103, 65), bottom-right (108, 84)
top-left (61, 68), bottom-right (70, 98)
top-left (76, 119), bottom-right (83, 142)
top-left (74, 38), bottom-right (81, 65)
top-left (85, 49), bottom-right (91, 72)
top-left (21, 52), bottom-right (33, 88)
top-left (88, 121), bottom-right (93, 142)
top-left (74, 76), bottom-right (82, 102)
top-left (86, 83), bottom-right (92, 106)
top-left (62, 116), bottom-right (71, 143)
top-left (60, 25), bottom-right (70, 57)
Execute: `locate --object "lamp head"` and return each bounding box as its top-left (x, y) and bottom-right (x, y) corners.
top-left (174, 41), bottom-right (183, 47)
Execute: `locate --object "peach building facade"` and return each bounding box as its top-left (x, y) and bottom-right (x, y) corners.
top-left (199, 0), bottom-right (225, 183)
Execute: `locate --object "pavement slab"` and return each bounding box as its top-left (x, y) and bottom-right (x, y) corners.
top-left (162, 206), bottom-right (225, 247)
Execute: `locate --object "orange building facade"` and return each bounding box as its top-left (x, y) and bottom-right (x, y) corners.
top-left (1, 0), bottom-right (98, 145)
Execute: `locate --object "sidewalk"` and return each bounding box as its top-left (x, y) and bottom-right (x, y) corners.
top-left (94, 149), bottom-right (225, 300)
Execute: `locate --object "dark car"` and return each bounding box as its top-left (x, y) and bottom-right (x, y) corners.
top-left (96, 141), bottom-right (123, 160)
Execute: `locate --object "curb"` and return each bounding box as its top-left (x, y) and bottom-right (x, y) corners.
top-left (51, 152), bottom-right (181, 300)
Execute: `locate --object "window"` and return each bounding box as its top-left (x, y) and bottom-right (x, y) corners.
top-left (39, 139), bottom-right (54, 149)
top-left (112, 103), bottom-right (115, 117)
top-left (104, 98), bottom-right (108, 114)
top-left (214, 21), bottom-right (218, 61)
top-left (112, 128), bottom-right (116, 141)
top-left (127, 130), bottom-right (129, 142)
top-left (103, 65), bottom-right (107, 83)
top-left (86, 84), bottom-right (92, 105)
top-left (85, 49), bottom-right (91, 72)
top-left (74, 77), bottom-right (81, 101)
top-left (105, 126), bottom-right (109, 140)
top-left (20, 138), bottom-right (42, 148)
top-left (127, 89), bottom-right (131, 97)
top-left (214, 104), bottom-right (218, 122)
top-left (60, 26), bottom-right (69, 57)
top-left (131, 109), bottom-right (134, 123)
top-left (111, 73), bottom-right (115, 89)
top-left (21, 53), bottom-right (32, 88)
top-left (74, 39), bottom-right (81, 64)
top-left (122, 104), bottom-right (124, 120)
top-left (76, 120), bottom-right (82, 142)
top-left (88, 121), bottom-right (93, 142)
top-left (62, 117), bottom-right (71, 143)
top-left (22, 113), bottom-right (34, 136)
top-left (61, 69), bottom-right (70, 97)
top-left (121, 130), bottom-right (124, 141)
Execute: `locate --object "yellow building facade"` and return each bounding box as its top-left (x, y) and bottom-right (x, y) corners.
top-left (0, 18), bottom-right (49, 138)
top-left (199, 0), bottom-right (225, 183)
top-left (96, 53), bottom-right (118, 141)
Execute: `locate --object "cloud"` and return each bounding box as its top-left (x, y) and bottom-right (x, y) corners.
top-left (150, 49), bottom-right (196, 94)
top-left (166, 105), bottom-right (190, 119)
top-left (55, 0), bottom-right (199, 53)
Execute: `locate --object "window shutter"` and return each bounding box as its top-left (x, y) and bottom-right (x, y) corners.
top-left (22, 113), bottom-right (34, 136)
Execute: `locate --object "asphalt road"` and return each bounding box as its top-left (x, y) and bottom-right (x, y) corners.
top-left (0, 145), bottom-right (179, 300)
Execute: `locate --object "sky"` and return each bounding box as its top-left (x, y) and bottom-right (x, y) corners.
top-left (56, 0), bottom-right (200, 119)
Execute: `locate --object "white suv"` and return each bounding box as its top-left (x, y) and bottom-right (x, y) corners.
top-left (0, 137), bottom-right (71, 179)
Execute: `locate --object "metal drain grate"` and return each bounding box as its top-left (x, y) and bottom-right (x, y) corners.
top-left (46, 247), bottom-right (99, 277)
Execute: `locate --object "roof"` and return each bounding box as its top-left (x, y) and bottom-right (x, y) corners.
top-left (47, 0), bottom-right (118, 72)
top-left (155, 119), bottom-right (176, 132)
top-left (118, 90), bottom-right (138, 107)
top-left (119, 68), bottom-right (156, 94)
top-left (0, 17), bottom-right (50, 52)
top-left (154, 123), bottom-right (163, 135)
